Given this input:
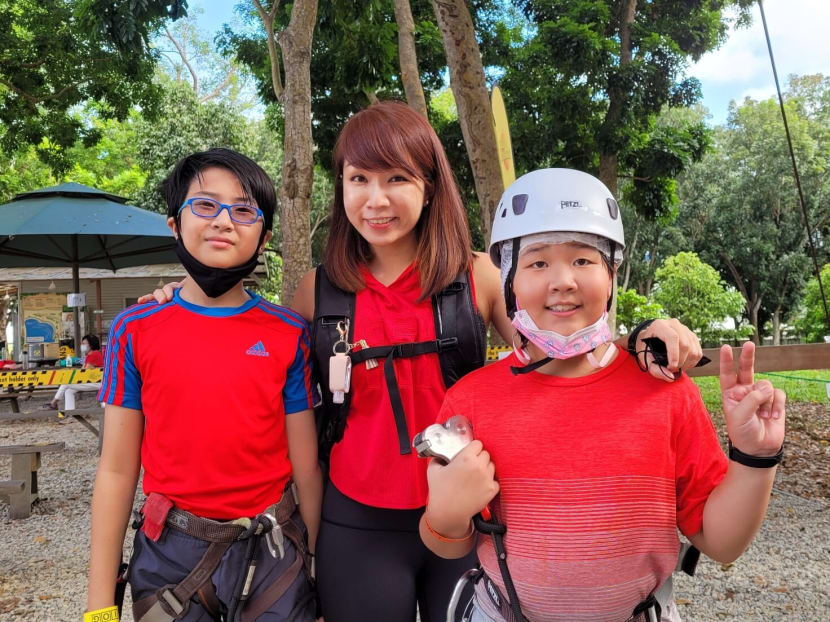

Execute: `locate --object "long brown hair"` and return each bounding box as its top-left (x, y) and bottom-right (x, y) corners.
top-left (324, 101), bottom-right (473, 300)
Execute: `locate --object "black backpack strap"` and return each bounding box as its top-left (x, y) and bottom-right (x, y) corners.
top-left (313, 266), bottom-right (486, 458)
top-left (432, 269), bottom-right (486, 390)
top-left (312, 266), bottom-right (355, 459)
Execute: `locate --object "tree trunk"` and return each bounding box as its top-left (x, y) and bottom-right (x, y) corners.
top-left (772, 306), bottom-right (781, 346)
top-left (275, 0), bottom-right (318, 302)
top-left (749, 295), bottom-right (761, 345)
top-left (393, 0), bottom-right (428, 118)
top-left (621, 229), bottom-right (638, 292)
top-left (721, 251), bottom-right (760, 344)
top-left (599, 153), bottom-right (619, 197)
top-left (431, 0), bottom-right (503, 245)
top-left (364, 88), bottom-right (380, 105)
top-left (598, 0), bottom-right (636, 196)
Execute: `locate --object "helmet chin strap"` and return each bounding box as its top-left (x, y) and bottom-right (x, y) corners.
top-left (503, 237), bottom-right (521, 319)
top-left (510, 343), bottom-right (616, 376)
top-left (510, 354), bottom-right (552, 375)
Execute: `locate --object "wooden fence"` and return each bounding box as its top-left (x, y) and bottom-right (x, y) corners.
top-left (686, 343), bottom-right (830, 377)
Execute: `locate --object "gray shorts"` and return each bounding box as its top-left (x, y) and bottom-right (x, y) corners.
top-left (128, 524), bottom-right (314, 621)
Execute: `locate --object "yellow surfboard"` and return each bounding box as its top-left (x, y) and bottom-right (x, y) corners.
top-left (491, 85), bottom-right (516, 190)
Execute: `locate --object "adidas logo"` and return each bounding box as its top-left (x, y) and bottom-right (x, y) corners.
top-left (246, 341), bottom-right (270, 357)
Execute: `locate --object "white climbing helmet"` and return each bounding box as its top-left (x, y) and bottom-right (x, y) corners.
top-left (488, 168), bottom-right (625, 268)
top-left (489, 168), bottom-right (625, 318)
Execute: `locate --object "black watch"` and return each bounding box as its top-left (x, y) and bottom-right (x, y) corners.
top-left (728, 439), bottom-right (784, 468)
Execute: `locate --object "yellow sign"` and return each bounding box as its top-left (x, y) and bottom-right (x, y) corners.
top-left (0, 368), bottom-right (103, 389)
top-left (491, 85), bottom-right (516, 190)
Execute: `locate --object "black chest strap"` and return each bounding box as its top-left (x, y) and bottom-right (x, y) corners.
top-left (352, 337), bottom-right (460, 454)
top-left (312, 265), bottom-right (485, 458)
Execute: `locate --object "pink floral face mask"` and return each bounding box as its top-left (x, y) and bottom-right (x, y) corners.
top-left (511, 308), bottom-right (614, 366)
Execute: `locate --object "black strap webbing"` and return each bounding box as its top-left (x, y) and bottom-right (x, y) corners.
top-left (630, 594), bottom-right (661, 621)
top-left (385, 351), bottom-right (411, 455)
top-left (351, 338), bottom-right (459, 454)
top-left (474, 513), bottom-right (527, 622)
top-left (510, 356), bottom-right (552, 375)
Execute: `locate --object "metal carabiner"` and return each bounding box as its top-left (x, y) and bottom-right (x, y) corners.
top-left (446, 568), bottom-right (481, 622)
top-left (333, 319), bottom-right (352, 355)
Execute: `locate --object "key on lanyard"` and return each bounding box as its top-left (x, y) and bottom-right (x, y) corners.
top-left (330, 320), bottom-right (352, 404)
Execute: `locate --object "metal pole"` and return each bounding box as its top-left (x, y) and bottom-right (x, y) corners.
top-left (16, 281), bottom-right (22, 362)
top-left (72, 235), bottom-right (81, 356)
top-left (96, 279), bottom-right (103, 341)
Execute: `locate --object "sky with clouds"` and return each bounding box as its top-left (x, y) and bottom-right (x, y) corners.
top-left (193, 0), bottom-right (828, 127)
top-left (689, 0), bottom-right (830, 125)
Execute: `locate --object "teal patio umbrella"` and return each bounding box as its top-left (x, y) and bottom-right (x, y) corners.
top-left (0, 182), bottom-right (177, 351)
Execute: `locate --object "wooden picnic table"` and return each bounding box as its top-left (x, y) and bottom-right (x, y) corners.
top-left (0, 367), bottom-right (103, 412)
top-left (0, 442), bottom-right (66, 519)
top-left (1, 367), bottom-right (105, 452)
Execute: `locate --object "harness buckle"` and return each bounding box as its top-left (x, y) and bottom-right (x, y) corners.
top-left (394, 343), bottom-right (416, 358)
top-left (437, 337), bottom-right (459, 351)
top-left (158, 586), bottom-right (186, 616)
top-left (262, 514), bottom-right (285, 559)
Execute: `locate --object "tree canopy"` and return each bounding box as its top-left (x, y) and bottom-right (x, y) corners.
top-left (0, 0), bottom-right (165, 172)
top-left (484, 0), bottom-right (751, 218)
top-left (652, 251), bottom-right (750, 345)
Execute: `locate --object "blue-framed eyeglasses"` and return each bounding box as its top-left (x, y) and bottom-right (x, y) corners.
top-left (178, 197), bottom-right (263, 225)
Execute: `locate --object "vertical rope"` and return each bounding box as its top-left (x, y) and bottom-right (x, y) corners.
top-left (758, 0), bottom-right (830, 331)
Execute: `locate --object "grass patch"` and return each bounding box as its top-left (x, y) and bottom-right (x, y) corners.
top-left (692, 369), bottom-right (830, 413)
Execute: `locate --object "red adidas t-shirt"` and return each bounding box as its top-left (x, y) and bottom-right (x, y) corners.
top-left (329, 263), bottom-right (466, 509)
top-left (99, 290), bottom-right (317, 519)
top-left (438, 351), bottom-right (728, 622)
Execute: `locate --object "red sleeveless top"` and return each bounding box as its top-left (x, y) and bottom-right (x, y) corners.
top-left (328, 263), bottom-right (476, 509)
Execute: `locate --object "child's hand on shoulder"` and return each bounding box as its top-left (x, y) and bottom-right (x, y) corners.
top-left (425, 440), bottom-right (499, 535)
top-left (719, 342), bottom-right (786, 457)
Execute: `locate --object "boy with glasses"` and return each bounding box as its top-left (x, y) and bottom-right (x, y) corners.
top-left (86, 148), bottom-right (321, 622)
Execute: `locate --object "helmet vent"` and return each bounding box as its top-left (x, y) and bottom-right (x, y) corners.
top-left (607, 198), bottom-right (619, 219)
top-left (512, 194), bottom-right (528, 215)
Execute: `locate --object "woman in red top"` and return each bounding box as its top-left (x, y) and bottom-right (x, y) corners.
top-left (289, 101), bottom-right (703, 622)
top-left (47, 333), bottom-right (104, 411)
top-left (148, 101), bottom-right (703, 621)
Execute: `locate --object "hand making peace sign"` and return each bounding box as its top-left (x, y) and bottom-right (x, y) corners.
top-left (719, 342), bottom-right (786, 458)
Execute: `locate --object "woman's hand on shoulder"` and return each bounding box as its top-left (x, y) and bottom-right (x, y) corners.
top-left (136, 280), bottom-right (184, 305)
top-left (291, 268), bottom-right (317, 323)
top-left (632, 318), bottom-right (704, 382)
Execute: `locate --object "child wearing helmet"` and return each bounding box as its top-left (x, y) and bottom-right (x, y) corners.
top-left (421, 169), bottom-right (786, 622)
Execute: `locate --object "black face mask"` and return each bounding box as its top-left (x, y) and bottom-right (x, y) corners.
top-left (174, 235), bottom-right (261, 299)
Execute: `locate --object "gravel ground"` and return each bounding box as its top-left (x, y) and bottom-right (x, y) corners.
top-left (1, 396), bottom-right (828, 621)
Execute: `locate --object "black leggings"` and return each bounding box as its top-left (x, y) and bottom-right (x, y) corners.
top-left (316, 483), bottom-right (477, 622)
